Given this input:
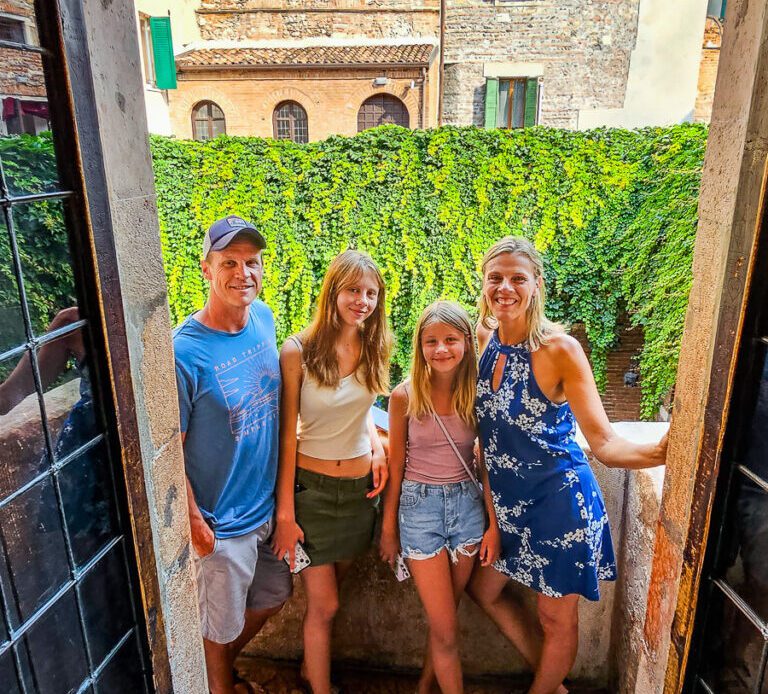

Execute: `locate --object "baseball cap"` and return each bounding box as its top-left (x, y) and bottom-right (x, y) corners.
top-left (202, 215), bottom-right (267, 258)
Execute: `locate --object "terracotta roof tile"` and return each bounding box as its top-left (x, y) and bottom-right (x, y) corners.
top-left (176, 43), bottom-right (435, 69)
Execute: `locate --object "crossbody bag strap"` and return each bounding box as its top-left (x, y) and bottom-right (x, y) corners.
top-left (433, 413), bottom-right (482, 494)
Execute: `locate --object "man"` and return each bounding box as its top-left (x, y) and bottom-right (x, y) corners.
top-left (174, 215), bottom-right (291, 694)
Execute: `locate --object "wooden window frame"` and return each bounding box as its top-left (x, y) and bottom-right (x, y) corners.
top-left (357, 94), bottom-right (410, 132)
top-left (498, 78), bottom-right (528, 129)
top-left (191, 100), bottom-right (226, 141)
top-left (272, 100), bottom-right (309, 143)
top-left (0, 13), bottom-right (27, 44)
top-left (36, 0), bottom-right (179, 689)
top-left (138, 13), bottom-right (155, 87)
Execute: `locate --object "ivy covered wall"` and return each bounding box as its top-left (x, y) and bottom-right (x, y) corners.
top-left (152, 125), bottom-right (706, 418)
top-left (0, 126), bottom-right (705, 418)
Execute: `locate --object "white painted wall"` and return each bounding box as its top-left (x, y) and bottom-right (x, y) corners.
top-left (134, 0), bottom-right (201, 134)
top-left (578, 0), bottom-right (709, 129)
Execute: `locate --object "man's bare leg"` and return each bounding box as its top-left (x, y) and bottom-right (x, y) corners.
top-left (206, 604), bottom-right (285, 694)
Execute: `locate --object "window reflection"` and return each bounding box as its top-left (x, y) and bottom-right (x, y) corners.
top-left (704, 350), bottom-right (768, 691)
top-left (0, 648), bottom-right (22, 694)
top-left (0, 476), bottom-right (69, 627)
top-left (20, 588), bottom-right (88, 694)
top-left (0, 351), bottom-right (48, 497)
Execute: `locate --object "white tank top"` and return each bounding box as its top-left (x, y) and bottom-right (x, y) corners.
top-left (290, 337), bottom-right (376, 460)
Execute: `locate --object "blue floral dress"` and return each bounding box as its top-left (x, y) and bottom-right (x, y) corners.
top-left (476, 331), bottom-right (616, 600)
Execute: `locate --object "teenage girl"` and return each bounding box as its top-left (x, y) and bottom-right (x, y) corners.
top-left (380, 300), bottom-right (500, 694)
top-left (469, 236), bottom-right (668, 694)
top-left (273, 250), bottom-right (392, 694)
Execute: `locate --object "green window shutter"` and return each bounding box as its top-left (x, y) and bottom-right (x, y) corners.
top-left (524, 78), bottom-right (539, 127)
top-left (150, 16), bottom-right (177, 90)
top-left (484, 78), bottom-right (499, 129)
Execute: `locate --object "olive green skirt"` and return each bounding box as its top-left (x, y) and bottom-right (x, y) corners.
top-left (294, 468), bottom-right (379, 566)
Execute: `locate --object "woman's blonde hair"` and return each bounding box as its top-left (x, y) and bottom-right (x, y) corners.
top-left (302, 250), bottom-right (391, 394)
top-left (407, 301), bottom-right (477, 427)
top-left (478, 236), bottom-right (563, 351)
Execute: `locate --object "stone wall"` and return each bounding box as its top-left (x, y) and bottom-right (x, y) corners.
top-left (245, 426), bottom-right (668, 687)
top-left (442, 0), bottom-right (642, 129)
top-left (196, 0), bottom-right (439, 41)
top-left (80, 0), bottom-right (207, 690)
top-left (0, 0), bottom-right (45, 100)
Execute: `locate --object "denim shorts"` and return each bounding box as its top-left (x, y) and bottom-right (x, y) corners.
top-left (399, 479), bottom-right (486, 563)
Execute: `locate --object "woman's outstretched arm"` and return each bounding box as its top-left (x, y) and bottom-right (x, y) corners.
top-left (554, 334), bottom-right (668, 470)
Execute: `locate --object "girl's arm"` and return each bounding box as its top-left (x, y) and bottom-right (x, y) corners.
top-left (272, 339), bottom-right (305, 569)
top-left (554, 334), bottom-right (668, 469)
top-left (476, 440), bottom-right (500, 566)
top-left (379, 385), bottom-right (408, 566)
top-left (366, 411), bottom-right (388, 498)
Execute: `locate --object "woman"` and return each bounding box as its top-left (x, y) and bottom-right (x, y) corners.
top-left (470, 236), bottom-right (667, 694)
top-left (273, 250), bottom-right (391, 694)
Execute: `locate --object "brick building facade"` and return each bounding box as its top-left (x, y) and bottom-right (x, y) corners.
top-left (170, 39), bottom-right (439, 140)
top-left (167, 0), bottom-right (712, 138)
top-left (0, 0), bottom-right (48, 135)
top-left (694, 16), bottom-right (722, 122)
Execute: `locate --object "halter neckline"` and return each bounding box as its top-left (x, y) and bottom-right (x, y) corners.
top-left (492, 330), bottom-right (528, 355)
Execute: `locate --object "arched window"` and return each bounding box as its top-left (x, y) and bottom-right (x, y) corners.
top-left (357, 94), bottom-right (409, 132)
top-left (273, 101), bottom-right (309, 143)
top-left (191, 100), bottom-right (226, 140)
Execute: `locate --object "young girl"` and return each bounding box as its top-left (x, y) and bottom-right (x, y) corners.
top-left (469, 236), bottom-right (668, 694)
top-left (380, 301), bottom-right (500, 694)
top-left (273, 250), bottom-right (391, 694)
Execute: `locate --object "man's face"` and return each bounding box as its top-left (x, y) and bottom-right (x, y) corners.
top-left (201, 239), bottom-right (264, 309)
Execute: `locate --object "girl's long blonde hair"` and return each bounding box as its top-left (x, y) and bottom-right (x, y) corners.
top-left (407, 301), bottom-right (477, 427)
top-left (478, 236), bottom-right (563, 351)
top-left (302, 250), bottom-right (391, 394)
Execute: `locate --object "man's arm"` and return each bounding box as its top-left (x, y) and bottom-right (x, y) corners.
top-left (182, 433), bottom-right (216, 557)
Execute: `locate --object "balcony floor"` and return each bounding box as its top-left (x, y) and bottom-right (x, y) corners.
top-left (236, 657), bottom-right (609, 693)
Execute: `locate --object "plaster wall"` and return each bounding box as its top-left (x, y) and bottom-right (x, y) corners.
top-left (80, 0), bottom-right (206, 690)
top-left (578, 0), bottom-right (709, 128)
top-left (134, 0), bottom-right (202, 135)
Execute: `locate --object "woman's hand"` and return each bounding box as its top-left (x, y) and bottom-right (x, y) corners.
top-left (367, 452), bottom-right (389, 498)
top-left (271, 518), bottom-right (304, 571)
top-left (651, 430), bottom-right (669, 466)
top-left (478, 524), bottom-right (501, 567)
top-left (379, 526), bottom-right (400, 568)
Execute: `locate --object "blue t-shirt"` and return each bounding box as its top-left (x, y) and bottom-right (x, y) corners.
top-left (173, 300), bottom-right (280, 538)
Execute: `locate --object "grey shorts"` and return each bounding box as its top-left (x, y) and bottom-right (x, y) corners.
top-left (194, 518), bottom-right (293, 644)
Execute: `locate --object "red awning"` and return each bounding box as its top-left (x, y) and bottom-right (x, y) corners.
top-left (2, 97), bottom-right (49, 120)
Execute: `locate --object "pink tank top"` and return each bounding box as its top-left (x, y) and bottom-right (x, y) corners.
top-left (405, 413), bottom-right (476, 484)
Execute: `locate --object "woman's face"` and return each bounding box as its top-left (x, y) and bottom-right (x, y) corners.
top-left (482, 252), bottom-right (539, 324)
top-left (335, 269), bottom-right (380, 328)
top-left (420, 321), bottom-right (467, 376)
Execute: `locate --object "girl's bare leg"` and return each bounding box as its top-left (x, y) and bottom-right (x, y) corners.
top-left (528, 593), bottom-right (579, 694)
top-left (417, 547), bottom-right (478, 694)
top-left (410, 550), bottom-right (466, 694)
top-left (300, 564), bottom-right (340, 694)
